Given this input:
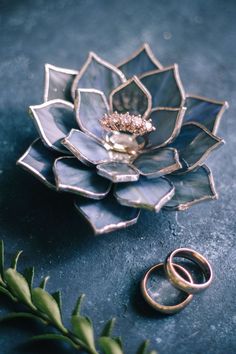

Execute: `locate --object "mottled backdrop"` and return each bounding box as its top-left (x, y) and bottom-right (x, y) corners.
top-left (0, 0), bottom-right (235, 353)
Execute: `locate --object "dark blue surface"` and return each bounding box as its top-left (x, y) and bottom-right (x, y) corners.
top-left (0, 0), bottom-right (235, 353)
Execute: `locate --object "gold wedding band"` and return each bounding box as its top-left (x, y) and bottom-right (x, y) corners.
top-left (141, 262), bottom-right (194, 315)
top-left (164, 248), bottom-right (213, 294)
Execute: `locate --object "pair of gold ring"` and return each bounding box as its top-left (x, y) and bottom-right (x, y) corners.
top-left (141, 248), bottom-right (213, 315)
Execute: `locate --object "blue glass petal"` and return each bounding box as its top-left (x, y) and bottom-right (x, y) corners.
top-left (97, 162), bottom-right (139, 183)
top-left (164, 165), bottom-right (217, 210)
top-left (75, 89), bottom-right (109, 142)
top-left (110, 76), bottom-right (151, 118)
top-left (72, 52), bottom-right (126, 99)
top-left (114, 176), bottom-right (174, 211)
top-left (145, 108), bottom-right (185, 149)
top-left (170, 123), bottom-right (224, 172)
top-left (54, 157), bottom-right (111, 199)
top-left (29, 100), bottom-right (77, 153)
top-left (140, 66), bottom-right (185, 108)
top-left (133, 148), bottom-right (181, 178)
top-left (62, 129), bottom-right (110, 165)
top-left (183, 95), bottom-right (228, 134)
top-left (117, 43), bottom-right (162, 78)
top-left (74, 194), bottom-right (140, 234)
top-left (17, 139), bottom-right (58, 189)
top-left (44, 64), bottom-right (78, 102)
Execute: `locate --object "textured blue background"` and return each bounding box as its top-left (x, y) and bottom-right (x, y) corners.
top-left (0, 0), bottom-right (235, 353)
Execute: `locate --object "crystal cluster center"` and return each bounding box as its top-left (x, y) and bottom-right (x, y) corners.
top-left (100, 111), bottom-right (155, 136)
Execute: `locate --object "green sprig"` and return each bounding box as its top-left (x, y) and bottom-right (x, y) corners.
top-left (0, 240), bottom-right (157, 354)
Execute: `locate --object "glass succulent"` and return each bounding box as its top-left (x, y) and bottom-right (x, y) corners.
top-left (17, 44), bottom-right (228, 234)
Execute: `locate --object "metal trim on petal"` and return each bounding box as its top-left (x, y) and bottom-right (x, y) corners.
top-left (109, 75), bottom-right (152, 119)
top-left (185, 93), bottom-right (229, 134)
top-left (53, 156), bottom-right (112, 199)
top-left (71, 51), bottom-right (126, 99)
top-left (114, 177), bottom-right (175, 212)
top-left (175, 121), bottom-right (224, 173)
top-left (44, 63), bottom-right (78, 102)
top-left (116, 43), bottom-right (163, 70)
top-left (74, 88), bottom-right (110, 143)
top-left (134, 148), bottom-right (182, 178)
top-left (164, 165), bottom-right (218, 211)
top-left (29, 99), bottom-right (75, 153)
top-left (16, 138), bottom-right (56, 190)
top-left (74, 198), bottom-right (141, 235)
top-left (139, 64), bottom-right (186, 107)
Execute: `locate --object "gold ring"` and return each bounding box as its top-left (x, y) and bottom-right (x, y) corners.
top-left (164, 248), bottom-right (213, 294)
top-left (141, 262), bottom-right (194, 315)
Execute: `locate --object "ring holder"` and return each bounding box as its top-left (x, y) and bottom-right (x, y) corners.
top-left (141, 248), bottom-right (213, 314)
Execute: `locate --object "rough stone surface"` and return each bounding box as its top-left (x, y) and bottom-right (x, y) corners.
top-left (0, 0), bottom-right (235, 353)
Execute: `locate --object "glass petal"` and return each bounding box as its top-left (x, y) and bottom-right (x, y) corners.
top-left (110, 76), bottom-right (152, 118)
top-left (164, 165), bottom-right (217, 210)
top-left (114, 176), bottom-right (174, 211)
top-left (117, 43), bottom-right (162, 78)
top-left (97, 162), bottom-right (139, 183)
top-left (74, 194), bottom-right (140, 234)
top-left (140, 65), bottom-right (185, 108)
top-left (17, 139), bottom-right (58, 189)
top-left (170, 122), bottom-right (224, 172)
top-left (133, 148), bottom-right (181, 178)
top-left (54, 157), bottom-right (111, 199)
top-left (29, 100), bottom-right (76, 153)
top-left (72, 52), bottom-right (126, 99)
top-left (75, 88), bottom-right (109, 142)
top-left (145, 107), bottom-right (186, 149)
top-left (44, 64), bottom-right (78, 102)
top-left (184, 95), bottom-right (229, 134)
top-left (62, 129), bottom-right (110, 165)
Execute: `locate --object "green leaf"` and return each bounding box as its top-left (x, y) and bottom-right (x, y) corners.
top-left (0, 285), bottom-right (17, 302)
top-left (39, 276), bottom-right (50, 290)
top-left (0, 312), bottom-right (46, 324)
top-left (136, 340), bottom-right (150, 354)
top-left (32, 287), bottom-right (67, 334)
top-left (71, 315), bottom-right (97, 353)
top-left (30, 333), bottom-right (77, 348)
top-left (24, 267), bottom-right (34, 289)
top-left (11, 250), bottom-right (23, 270)
top-left (52, 290), bottom-right (62, 314)
top-left (149, 351), bottom-right (158, 354)
top-left (101, 318), bottom-right (116, 337)
top-left (4, 268), bottom-right (35, 309)
top-left (99, 337), bottom-right (124, 354)
top-left (114, 337), bottom-right (123, 350)
top-left (72, 293), bottom-right (85, 316)
top-left (0, 240), bottom-right (4, 281)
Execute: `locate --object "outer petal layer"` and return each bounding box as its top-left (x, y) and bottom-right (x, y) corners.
top-left (145, 107), bottom-right (186, 149)
top-left (140, 65), bottom-right (185, 108)
top-left (133, 148), bottom-right (181, 178)
top-left (110, 76), bottom-right (152, 119)
top-left (75, 88), bottom-right (109, 142)
top-left (164, 165), bottom-right (217, 210)
top-left (72, 52), bottom-right (126, 99)
top-left (17, 139), bottom-right (58, 189)
top-left (74, 194), bottom-right (140, 234)
top-left (183, 95), bottom-right (229, 134)
top-left (170, 122), bottom-right (224, 172)
top-left (117, 43), bottom-right (162, 78)
top-left (53, 157), bottom-right (111, 199)
top-left (97, 162), bottom-right (139, 182)
top-left (44, 64), bottom-right (78, 102)
top-left (114, 176), bottom-right (174, 212)
top-left (62, 129), bottom-right (110, 165)
top-left (29, 100), bottom-right (76, 153)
